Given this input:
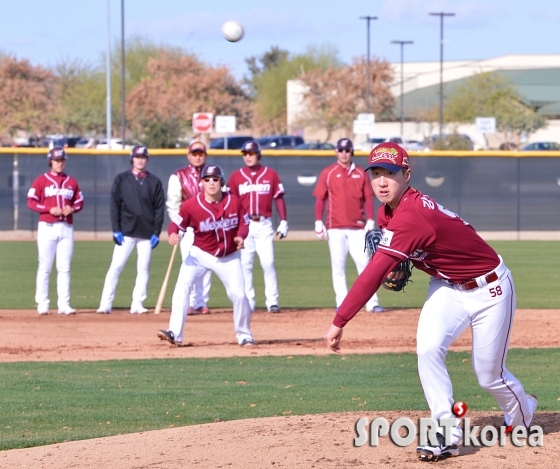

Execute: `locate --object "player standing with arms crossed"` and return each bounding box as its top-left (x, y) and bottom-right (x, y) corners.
top-left (227, 140), bottom-right (288, 313)
top-left (314, 138), bottom-right (383, 313)
top-left (97, 146), bottom-right (165, 314)
top-left (324, 142), bottom-right (538, 461)
top-left (157, 165), bottom-right (255, 346)
top-left (27, 147), bottom-right (84, 315)
top-left (166, 141), bottom-right (212, 314)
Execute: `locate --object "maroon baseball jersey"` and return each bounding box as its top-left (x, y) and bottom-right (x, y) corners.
top-left (27, 171), bottom-right (84, 224)
top-left (227, 165), bottom-right (284, 217)
top-left (313, 162), bottom-right (374, 229)
top-left (174, 165), bottom-right (202, 201)
top-left (376, 187), bottom-right (499, 281)
top-left (170, 193), bottom-right (249, 257)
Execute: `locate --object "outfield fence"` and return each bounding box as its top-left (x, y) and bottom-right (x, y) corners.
top-left (1, 148), bottom-right (560, 233)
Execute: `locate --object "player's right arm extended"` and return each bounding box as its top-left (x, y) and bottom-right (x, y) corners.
top-left (333, 252), bottom-right (401, 328)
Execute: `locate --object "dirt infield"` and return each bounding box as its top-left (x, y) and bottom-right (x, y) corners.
top-left (1, 307), bottom-right (559, 468)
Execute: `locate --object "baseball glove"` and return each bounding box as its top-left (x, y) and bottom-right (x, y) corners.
top-left (364, 229), bottom-right (383, 257)
top-left (382, 259), bottom-right (413, 292)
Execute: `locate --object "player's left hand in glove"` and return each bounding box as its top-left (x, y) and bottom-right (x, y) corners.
top-left (150, 234), bottom-right (159, 249)
top-left (113, 231), bottom-right (124, 246)
top-left (382, 259), bottom-right (413, 292)
top-left (276, 220), bottom-right (289, 239)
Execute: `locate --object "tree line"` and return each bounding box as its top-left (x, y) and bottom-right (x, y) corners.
top-left (0, 38), bottom-right (546, 148)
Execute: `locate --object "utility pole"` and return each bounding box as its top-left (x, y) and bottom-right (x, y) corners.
top-left (121, 0), bottom-right (126, 149)
top-left (106, 0), bottom-right (112, 148)
top-left (391, 40), bottom-right (414, 137)
top-left (429, 12), bottom-right (455, 140)
top-left (359, 16), bottom-right (378, 114)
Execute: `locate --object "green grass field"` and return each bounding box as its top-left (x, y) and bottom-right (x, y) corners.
top-left (1, 239), bottom-right (558, 450)
top-left (1, 350), bottom-right (559, 450)
top-left (0, 240), bottom-right (558, 310)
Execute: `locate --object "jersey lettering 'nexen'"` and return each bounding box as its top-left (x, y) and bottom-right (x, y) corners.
top-left (377, 187), bottom-right (499, 282)
top-left (169, 193), bottom-right (249, 257)
top-left (27, 171), bottom-right (84, 224)
top-left (227, 166), bottom-right (284, 217)
top-left (313, 162), bottom-right (374, 229)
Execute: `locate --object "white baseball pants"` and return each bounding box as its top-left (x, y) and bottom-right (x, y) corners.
top-left (417, 258), bottom-right (537, 445)
top-left (327, 228), bottom-right (379, 310)
top-left (239, 218), bottom-right (279, 311)
top-left (179, 227), bottom-right (212, 309)
top-left (35, 221), bottom-right (74, 313)
top-left (98, 236), bottom-right (152, 311)
top-left (168, 246), bottom-right (253, 344)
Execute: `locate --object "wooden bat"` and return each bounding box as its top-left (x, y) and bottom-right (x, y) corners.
top-left (154, 243), bottom-right (179, 315)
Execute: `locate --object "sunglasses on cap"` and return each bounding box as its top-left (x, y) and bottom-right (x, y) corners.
top-left (202, 177), bottom-right (221, 183)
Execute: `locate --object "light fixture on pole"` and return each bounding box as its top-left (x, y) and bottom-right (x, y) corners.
top-left (359, 16), bottom-right (378, 114)
top-left (121, 0), bottom-right (126, 149)
top-left (429, 12), bottom-right (455, 140)
top-left (391, 40), bottom-right (413, 137)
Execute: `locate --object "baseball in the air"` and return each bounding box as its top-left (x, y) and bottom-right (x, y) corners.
top-left (221, 20), bottom-right (244, 42)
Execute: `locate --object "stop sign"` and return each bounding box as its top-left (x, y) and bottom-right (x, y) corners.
top-left (192, 113), bottom-right (214, 133)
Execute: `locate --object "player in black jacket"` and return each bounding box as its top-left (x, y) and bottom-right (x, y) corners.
top-left (97, 146), bottom-right (165, 314)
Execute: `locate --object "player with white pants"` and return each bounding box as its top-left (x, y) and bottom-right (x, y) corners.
top-left (158, 165), bottom-right (254, 346)
top-left (97, 146), bottom-right (165, 314)
top-left (227, 140), bottom-right (288, 313)
top-left (324, 142), bottom-right (538, 461)
top-left (314, 138), bottom-right (383, 312)
top-left (166, 141), bottom-right (212, 314)
top-left (27, 147), bottom-right (84, 315)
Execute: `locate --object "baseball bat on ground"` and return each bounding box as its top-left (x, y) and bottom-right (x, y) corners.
top-left (154, 243), bottom-right (178, 315)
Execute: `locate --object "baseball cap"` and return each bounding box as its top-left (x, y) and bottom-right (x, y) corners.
top-left (366, 142), bottom-right (410, 172)
top-left (336, 138), bottom-right (353, 152)
top-left (189, 141), bottom-right (207, 154)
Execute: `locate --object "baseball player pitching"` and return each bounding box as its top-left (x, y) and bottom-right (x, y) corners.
top-left (27, 147), bottom-right (84, 315)
top-left (158, 164), bottom-right (255, 347)
top-left (323, 142), bottom-right (538, 461)
top-left (227, 140), bottom-right (287, 313)
top-left (166, 141), bottom-right (212, 314)
top-left (97, 146), bottom-right (165, 314)
top-left (314, 138), bottom-right (383, 312)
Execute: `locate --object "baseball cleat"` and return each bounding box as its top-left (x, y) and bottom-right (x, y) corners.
top-left (58, 308), bottom-right (76, 315)
top-left (157, 329), bottom-right (176, 345)
top-left (38, 311), bottom-right (50, 315)
top-left (268, 305), bottom-right (281, 313)
top-left (239, 338), bottom-right (256, 346)
top-left (369, 306), bottom-right (386, 313)
top-left (96, 307), bottom-right (111, 314)
top-left (130, 303), bottom-right (148, 314)
top-left (417, 432), bottom-right (459, 461)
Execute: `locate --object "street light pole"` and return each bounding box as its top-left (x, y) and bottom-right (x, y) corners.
top-left (106, 0), bottom-right (112, 148)
top-left (121, 0), bottom-right (126, 149)
top-left (360, 16), bottom-right (378, 114)
top-left (391, 40), bottom-right (413, 137)
top-left (429, 12), bottom-right (455, 140)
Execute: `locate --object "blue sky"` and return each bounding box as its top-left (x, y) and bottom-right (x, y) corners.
top-left (2, 0), bottom-right (559, 79)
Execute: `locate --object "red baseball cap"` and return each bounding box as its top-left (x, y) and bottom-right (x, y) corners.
top-left (189, 141), bottom-right (207, 153)
top-left (366, 142), bottom-right (410, 172)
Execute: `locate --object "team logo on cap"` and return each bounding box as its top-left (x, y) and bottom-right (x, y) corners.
top-left (369, 146), bottom-right (409, 167)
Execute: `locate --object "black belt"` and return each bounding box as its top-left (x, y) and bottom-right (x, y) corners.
top-left (456, 271), bottom-right (498, 291)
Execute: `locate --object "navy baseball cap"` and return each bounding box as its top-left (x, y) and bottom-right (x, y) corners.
top-left (336, 138), bottom-right (353, 152)
top-left (366, 142), bottom-right (410, 172)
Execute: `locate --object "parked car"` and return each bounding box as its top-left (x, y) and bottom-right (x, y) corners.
top-left (421, 134), bottom-right (474, 151)
top-left (96, 138), bottom-right (140, 150)
top-left (76, 137), bottom-right (99, 149)
top-left (209, 135), bottom-right (253, 150)
top-left (355, 136), bottom-right (408, 152)
top-left (521, 141), bottom-right (560, 151)
top-left (295, 142), bottom-right (335, 150)
top-left (256, 135), bottom-right (304, 149)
